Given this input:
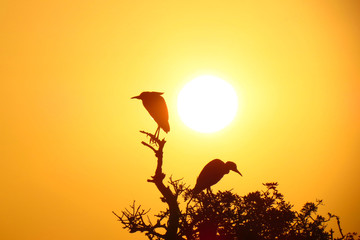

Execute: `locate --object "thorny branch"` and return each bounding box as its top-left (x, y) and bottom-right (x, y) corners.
top-left (114, 130), bottom-right (181, 240)
top-left (112, 201), bottom-right (165, 239)
top-left (140, 131), bottom-right (166, 182)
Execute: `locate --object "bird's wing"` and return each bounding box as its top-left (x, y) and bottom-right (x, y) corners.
top-left (194, 159), bottom-right (226, 193)
top-left (143, 95), bottom-right (170, 132)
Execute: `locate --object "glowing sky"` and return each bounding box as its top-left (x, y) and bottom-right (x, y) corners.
top-left (1, 1), bottom-right (359, 239)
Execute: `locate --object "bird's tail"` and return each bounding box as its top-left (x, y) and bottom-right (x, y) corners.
top-left (186, 195), bottom-right (194, 212)
top-left (162, 122), bottom-right (170, 133)
top-left (186, 188), bottom-right (198, 212)
top-left (192, 186), bottom-right (201, 196)
top-left (186, 186), bottom-right (203, 212)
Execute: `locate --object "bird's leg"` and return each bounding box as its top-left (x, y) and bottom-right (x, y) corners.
top-left (150, 126), bottom-right (160, 144)
top-left (155, 126), bottom-right (160, 140)
top-left (206, 188), bottom-right (211, 195)
top-left (206, 188), bottom-right (215, 198)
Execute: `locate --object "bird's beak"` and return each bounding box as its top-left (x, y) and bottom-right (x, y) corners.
top-left (131, 95), bottom-right (140, 99)
top-left (234, 169), bottom-right (242, 176)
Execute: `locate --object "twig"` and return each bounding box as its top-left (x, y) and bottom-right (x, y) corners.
top-left (141, 141), bottom-right (157, 154)
top-left (140, 130), bottom-right (162, 146)
top-left (335, 215), bottom-right (344, 238)
top-left (113, 201), bottom-right (165, 239)
top-left (112, 211), bottom-right (121, 220)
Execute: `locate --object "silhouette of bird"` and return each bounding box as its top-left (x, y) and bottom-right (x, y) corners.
top-left (131, 91), bottom-right (170, 139)
top-left (193, 159), bottom-right (242, 195)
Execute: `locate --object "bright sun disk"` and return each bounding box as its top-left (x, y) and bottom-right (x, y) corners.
top-left (177, 75), bottom-right (239, 133)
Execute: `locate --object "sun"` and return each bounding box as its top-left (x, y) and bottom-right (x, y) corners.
top-left (177, 75), bottom-right (239, 133)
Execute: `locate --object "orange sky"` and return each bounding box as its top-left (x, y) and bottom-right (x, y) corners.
top-left (1, 1), bottom-right (359, 239)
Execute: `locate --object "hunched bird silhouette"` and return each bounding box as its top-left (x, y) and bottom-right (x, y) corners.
top-left (193, 159), bottom-right (242, 195)
top-left (132, 91), bottom-right (170, 141)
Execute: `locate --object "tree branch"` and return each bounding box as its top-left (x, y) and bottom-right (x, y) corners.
top-left (112, 201), bottom-right (165, 239)
top-left (140, 131), bottom-right (181, 240)
top-left (335, 215), bottom-right (344, 238)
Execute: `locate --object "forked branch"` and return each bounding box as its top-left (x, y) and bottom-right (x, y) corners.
top-left (140, 131), bottom-right (181, 240)
top-left (112, 201), bottom-right (165, 239)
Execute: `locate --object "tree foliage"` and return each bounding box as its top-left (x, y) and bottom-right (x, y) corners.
top-left (113, 131), bottom-right (358, 240)
top-left (115, 180), bottom-right (358, 240)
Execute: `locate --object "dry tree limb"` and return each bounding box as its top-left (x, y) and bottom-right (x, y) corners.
top-left (112, 201), bottom-right (165, 239)
top-left (140, 131), bottom-right (181, 240)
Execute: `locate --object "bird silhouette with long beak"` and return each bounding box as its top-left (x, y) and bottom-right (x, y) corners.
top-left (193, 159), bottom-right (242, 195)
top-left (131, 91), bottom-right (170, 141)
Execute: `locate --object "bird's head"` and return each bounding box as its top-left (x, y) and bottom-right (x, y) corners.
top-left (225, 161), bottom-right (242, 176)
top-left (131, 91), bottom-right (164, 100)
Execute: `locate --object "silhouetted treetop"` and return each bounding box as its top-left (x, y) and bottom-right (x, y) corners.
top-left (114, 107), bottom-right (359, 240)
top-left (115, 178), bottom-right (358, 240)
